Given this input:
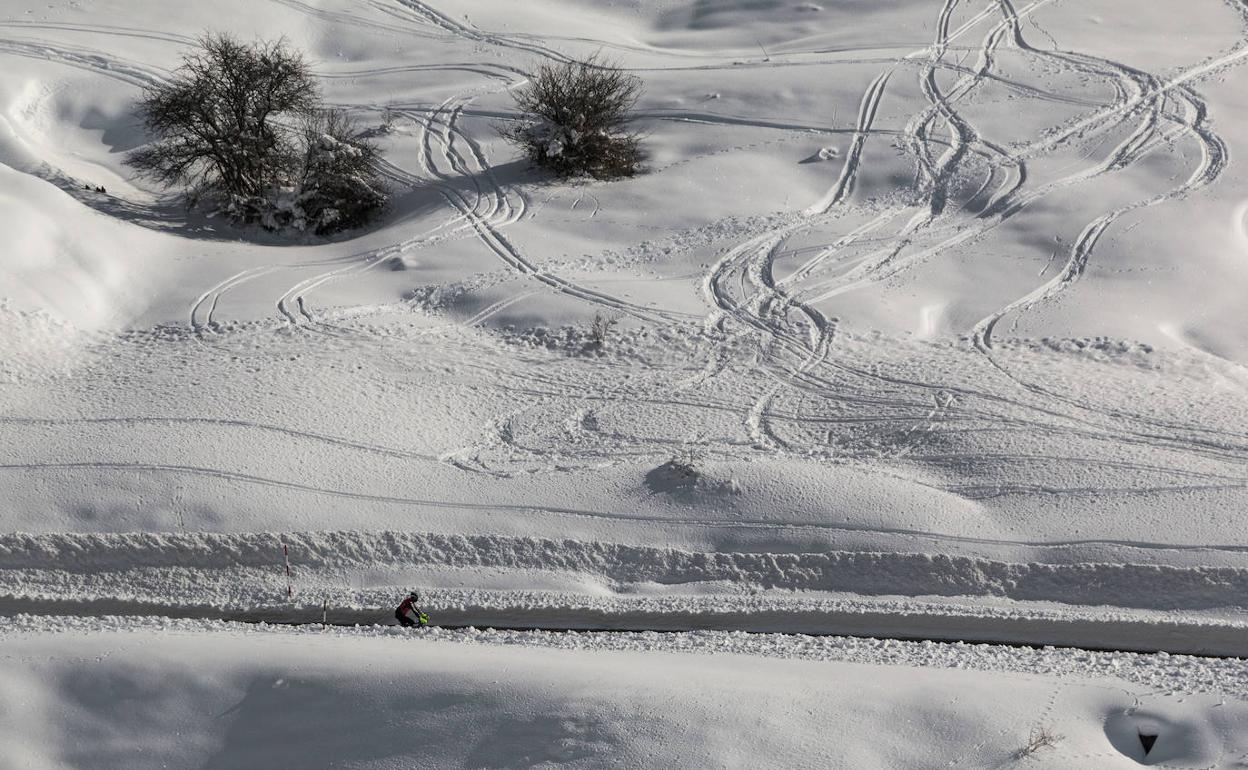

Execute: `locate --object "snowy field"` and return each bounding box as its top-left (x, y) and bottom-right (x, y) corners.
top-left (7, 616), bottom-right (1248, 769)
top-left (3, 0), bottom-right (1248, 765)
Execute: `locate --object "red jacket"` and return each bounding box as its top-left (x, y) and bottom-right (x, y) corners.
top-left (397, 597), bottom-right (423, 621)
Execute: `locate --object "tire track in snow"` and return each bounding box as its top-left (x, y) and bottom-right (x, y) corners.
top-left (806, 68), bottom-right (895, 215)
top-left (971, 67), bottom-right (1237, 351)
top-left (794, 13), bottom-right (1214, 322)
top-left (792, 0), bottom-right (1109, 305)
top-left (194, 89), bottom-right (510, 331)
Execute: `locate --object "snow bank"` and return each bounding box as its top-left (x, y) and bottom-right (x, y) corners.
top-left (3, 0), bottom-right (1248, 740)
top-left (3, 621), bottom-right (1247, 769)
top-left (7, 530), bottom-right (1248, 612)
top-left (7, 531), bottom-right (1248, 655)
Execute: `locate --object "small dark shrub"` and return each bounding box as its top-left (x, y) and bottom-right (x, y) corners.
top-left (586, 311), bottom-right (619, 351)
top-left (667, 447), bottom-right (702, 480)
top-left (1016, 726), bottom-right (1063, 759)
top-left (379, 105), bottom-right (398, 134)
top-left (500, 56), bottom-right (644, 179)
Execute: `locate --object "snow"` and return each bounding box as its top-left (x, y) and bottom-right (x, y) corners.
top-left (4, 616), bottom-right (1248, 769)
top-left (4, 0), bottom-right (1248, 763)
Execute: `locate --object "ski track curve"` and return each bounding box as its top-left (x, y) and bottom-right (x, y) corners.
top-left (689, 0), bottom-right (1248, 477)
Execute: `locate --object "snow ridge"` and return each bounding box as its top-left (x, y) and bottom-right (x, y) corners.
top-left (5, 531), bottom-right (1248, 611)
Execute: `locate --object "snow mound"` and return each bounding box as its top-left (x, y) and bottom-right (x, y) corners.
top-left (8, 530), bottom-right (1248, 613)
top-left (0, 300), bottom-right (92, 383)
top-left (4, 622), bottom-right (1248, 770)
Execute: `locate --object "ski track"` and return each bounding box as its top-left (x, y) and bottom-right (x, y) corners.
top-left (391, 0), bottom-right (572, 63)
top-left (689, 0), bottom-right (1248, 478)
top-left (706, 0), bottom-right (1052, 463)
top-left (411, 91), bottom-right (685, 326)
top-left (0, 36), bottom-right (167, 88)
top-left (0, 415), bottom-right (443, 463)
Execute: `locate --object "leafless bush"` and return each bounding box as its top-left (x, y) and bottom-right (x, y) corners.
top-left (127, 33), bottom-right (387, 235)
top-left (667, 447), bottom-right (702, 480)
top-left (293, 109), bottom-right (388, 234)
top-left (500, 56), bottom-right (644, 179)
top-left (586, 311), bottom-right (619, 350)
top-left (380, 105), bottom-right (398, 134)
top-left (127, 34), bottom-right (315, 201)
top-left (1016, 726), bottom-right (1063, 759)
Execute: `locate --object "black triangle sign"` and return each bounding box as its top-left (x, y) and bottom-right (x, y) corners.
top-left (1139, 732), bottom-right (1158, 755)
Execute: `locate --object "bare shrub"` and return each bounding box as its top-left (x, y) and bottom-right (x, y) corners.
top-left (586, 311), bottom-right (619, 351)
top-left (127, 33), bottom-right (387, 235)
top-left (294, 109), bottom-right (388, 234)
top-left (500, 56), bottom-right (644, 179)
top-left (1016, 726), bottom-right (1063, 759)
top-left (127, 34), bottom-right (315, 202)
top-left (649, 447), bottom-right (743, 497)
top-left (380, 105), bottom-right (398, 134)
top-left (667, 446), bottom-right (702, 480)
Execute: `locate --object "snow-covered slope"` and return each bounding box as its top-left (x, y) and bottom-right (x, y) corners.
top-left (4, 0), bottom-right (1248, 763)
top-left (2, 0), bottom-right (1246, 551)
top-left (6, 617), bottom-right (1248, 769)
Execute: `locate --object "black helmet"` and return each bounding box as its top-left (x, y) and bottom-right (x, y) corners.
top-left (409, 591), bottom-right (420, 602)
